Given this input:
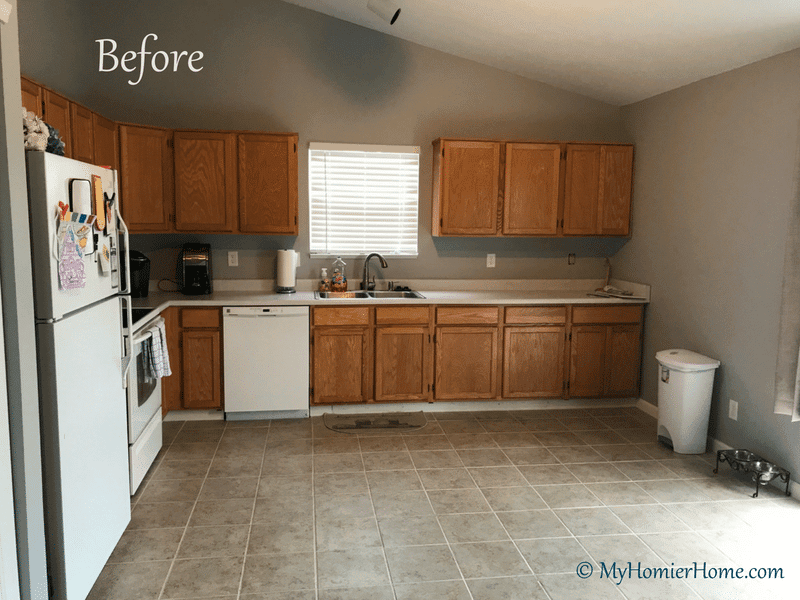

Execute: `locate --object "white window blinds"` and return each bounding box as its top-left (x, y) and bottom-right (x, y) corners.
top-left (309, 142), bottom-right (419, 256)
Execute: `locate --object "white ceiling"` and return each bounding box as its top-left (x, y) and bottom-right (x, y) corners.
top-left (281, 0), bottom-right (800, 105)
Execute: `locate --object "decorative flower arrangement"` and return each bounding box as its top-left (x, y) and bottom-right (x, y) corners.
top-left (22, 107), bottom-right (65, 155)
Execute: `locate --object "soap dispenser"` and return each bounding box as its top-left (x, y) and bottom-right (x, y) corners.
top-left (331, 257), bottom-right (347, 292)
top-left (319, 268), bottom-right (331, 292)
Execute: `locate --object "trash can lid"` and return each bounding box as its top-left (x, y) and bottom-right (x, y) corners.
top-left (656, 349), bottom-right (720, 372)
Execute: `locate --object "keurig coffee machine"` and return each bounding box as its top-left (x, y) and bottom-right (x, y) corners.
top-left (178, 244), bottom-right (212, 295)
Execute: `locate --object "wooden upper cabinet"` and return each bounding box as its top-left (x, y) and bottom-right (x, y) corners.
top-left (119, 125), bottom-right (174, 232)
top-left (238, 133), bottom-right (298, 234)
top-left (174, 131), bottom-right (238, 232)
top-left (563, 144), bottom-right (600, 235)
top-left (503, 143), bottom-right (561, 235)
top-left (42, 90), bottom-right (72, 158)
top-left (21, 77), bottom-right (42, 118)
top-left (436, 140), bottom-right (500, 235)
top-left (598, 145), bottom-right (634, 236)
top-left (92, 114), bottom-right (118, 170)
top-left (70, 103), bottom-right (94, 164)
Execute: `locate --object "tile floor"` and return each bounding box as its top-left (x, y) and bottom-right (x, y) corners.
top-left (90, 407), bottom-right (800, 600)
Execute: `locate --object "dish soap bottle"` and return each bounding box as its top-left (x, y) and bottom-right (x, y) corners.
top-left (318, 268), bottom-right (331, 292)
top-left (331, 256), bottom-right (347, 292)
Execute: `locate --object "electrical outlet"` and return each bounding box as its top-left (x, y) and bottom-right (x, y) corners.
top-left (228, 251), bottom-right (239, 267)
top-left (487, 253), bottom-right (496, 268)
top-left (728, 399), bottom-right (739, 421)
top-left (568, 253), bottom-right (576, 265)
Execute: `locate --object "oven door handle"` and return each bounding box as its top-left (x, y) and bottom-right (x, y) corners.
top-left (120, 295), bottom-right (133, 388)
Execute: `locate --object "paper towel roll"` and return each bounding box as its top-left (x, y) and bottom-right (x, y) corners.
top-left (276, 249), bottom-right (297, 291)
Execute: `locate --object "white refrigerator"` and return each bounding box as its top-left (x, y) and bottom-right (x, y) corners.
top-left (26, 151), bottom-right (132, 600)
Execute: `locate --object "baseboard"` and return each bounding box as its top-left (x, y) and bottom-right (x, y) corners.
top-left (310, 398), bottom-right (640, 417)
top-left (707, 436), bottom-right (798, 498)
top-left (163, 409), bottom-right (224, 421)
top-left (635, 398), bottom-right (658, 418)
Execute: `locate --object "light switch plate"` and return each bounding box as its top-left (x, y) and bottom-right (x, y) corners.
top-left (487, 253), bottom-right (496, 268)
top-left (228, 251), bottom-right (239, 267)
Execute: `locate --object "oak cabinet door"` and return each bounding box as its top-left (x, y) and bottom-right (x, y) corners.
top-left (312, 328), bottom-right (371, 404)
top-left (43, 90), bottom-right (72, 157)
top-left (181, 330), bottom-right (222, 409)
top-left (563, 144), bottom-right (600, 235)
top-left (174, 132), bottom-right (237, 232)
top-left (503, 326), bottom-right (565, 398)
top-left (161, 307), bottom-right (182, 415)
top-left (238, 134), bottom-right (298, 234)
top-left (439, 141), bottom-right (500, 235)
top-left (375, 326), bottom-right (431, 402)
top-left (92, 113), bottom-right (118, 170)
top-left (435, 326), bottom-right (498, 399)
top-left (604, 324), bottom-right (641, 397)
top-left (569, 325), bottom-right (606, 397)
top-left (119, 125), bottom-right (173, 232)
top-left (70, 103), bottom-right (95, 164)
top-left (598, 145), bottom-right (634, 236)
top-left (21, 77), bottom-right (42, 118)
top-left (502, 143), bottom-right (561, 235)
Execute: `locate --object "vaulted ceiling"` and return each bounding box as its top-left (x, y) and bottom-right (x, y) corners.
top-left (281, 0), bottom-right (800, 105)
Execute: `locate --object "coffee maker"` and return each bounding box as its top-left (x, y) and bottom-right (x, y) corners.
top-left (178, 244), bottom-right (212, 295)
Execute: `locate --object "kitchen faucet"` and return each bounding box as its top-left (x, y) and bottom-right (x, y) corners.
top-left (362, 253), bottom-right (389, 291)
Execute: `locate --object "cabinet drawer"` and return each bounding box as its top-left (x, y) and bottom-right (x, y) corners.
top-left (571, 305), bottom-right (642, 325)
top-left (181, 308), bottom-right (221, 329)
top-left (313, 307), bottom-right (370, 326)
top-left (436, 306), bottom-right (499, 325)
top-left (505, 306), bottom-right (566, 324)
top-left (376, 306), bottom-right (430, 325)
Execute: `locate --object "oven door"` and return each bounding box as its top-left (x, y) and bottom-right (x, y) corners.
top-left (127, 329), bottom-right (163, 442)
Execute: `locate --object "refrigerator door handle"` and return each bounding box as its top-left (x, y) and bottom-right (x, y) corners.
top-left (116, 196), bottom-right (131, 296)
top-left (120, 296), bottom-right (133, 388)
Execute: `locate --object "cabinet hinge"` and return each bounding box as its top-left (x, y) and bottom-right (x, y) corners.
top-left (294, 215), bottom-right (298, 225)
top-left (309, 387), bottom-right (314, 397)
top-left (566, 380), bottom-right (570, 391)
top-left (433, 334), bottom-right (437, 344)
top-left (293, 143), bottom-right (297, 153)
top-left (439, 218), bottom-right (443, 228)
top-left (569, 332), bottom-right (572, 341)
top-left (428, 334), bottom-right (431, 343)
top-left (431, 383), bottom-right (435, 393)
top-left (442, 147), bottom-right (445, 157)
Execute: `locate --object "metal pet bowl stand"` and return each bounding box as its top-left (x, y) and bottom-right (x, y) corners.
top-left (713, 449), bottom-right (791, 498)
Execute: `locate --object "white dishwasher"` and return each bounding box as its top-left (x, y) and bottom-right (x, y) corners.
top-left (223, 306), bottom-right (310, 419)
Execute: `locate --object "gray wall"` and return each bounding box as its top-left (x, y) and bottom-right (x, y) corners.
top-left (613, 49), bottom-right (800, 476)
top-left (18, 0), bottom-right (628, 283)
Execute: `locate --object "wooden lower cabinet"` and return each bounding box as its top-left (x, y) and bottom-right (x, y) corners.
top-left (569, 310), bottom-right (643, 398)
top-left (161, 307), bottom-right (182, 415)
top-left (503, 326), bottom-right (565, 398)
top-left (312, 327), bottom-right (371, 404)
top-left (161, 307), bottom-right (224, 412)
top-left (181, 329), bottom-right (222, 409)
top-left (569, 325), bottom-right (607, 397)
top-left (435, 326), bottom-right (499, 400)
top-left (375, 326), bottom-right (431, 402)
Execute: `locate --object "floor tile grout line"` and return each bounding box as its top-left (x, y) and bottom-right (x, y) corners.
top-left (155, 420), bottom-right (226, 600)
top-left (234, 423), bottom-right (270, 600)
top-left (416, 450), bottom-right (478, 600)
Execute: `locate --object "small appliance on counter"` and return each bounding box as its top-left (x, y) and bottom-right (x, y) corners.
top-left (276, 249), bottom-right (298, 293)
top-left (129, 250), bottom-right (151, 298)
top-left (178, 243), bottom-right (212, 295)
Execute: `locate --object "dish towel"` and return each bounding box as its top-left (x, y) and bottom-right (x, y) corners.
top-left (145, 319), bottom-right (172, 379)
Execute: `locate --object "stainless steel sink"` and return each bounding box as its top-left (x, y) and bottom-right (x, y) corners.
top-left (314, 291), bottom-right (371, 299)
top-left (314, 290), bottom-right (425, 300)
top-left (368, 290), bottom-right (425, 299)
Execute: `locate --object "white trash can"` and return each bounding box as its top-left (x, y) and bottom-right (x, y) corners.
top-left (656, 349), bottom-right (720, 454)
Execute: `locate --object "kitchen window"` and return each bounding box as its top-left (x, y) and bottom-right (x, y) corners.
top-left (309, 142), bottom-right (419, 257)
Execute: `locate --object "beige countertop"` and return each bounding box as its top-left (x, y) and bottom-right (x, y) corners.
top-left (132, 278), bottom-right (649, 325)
